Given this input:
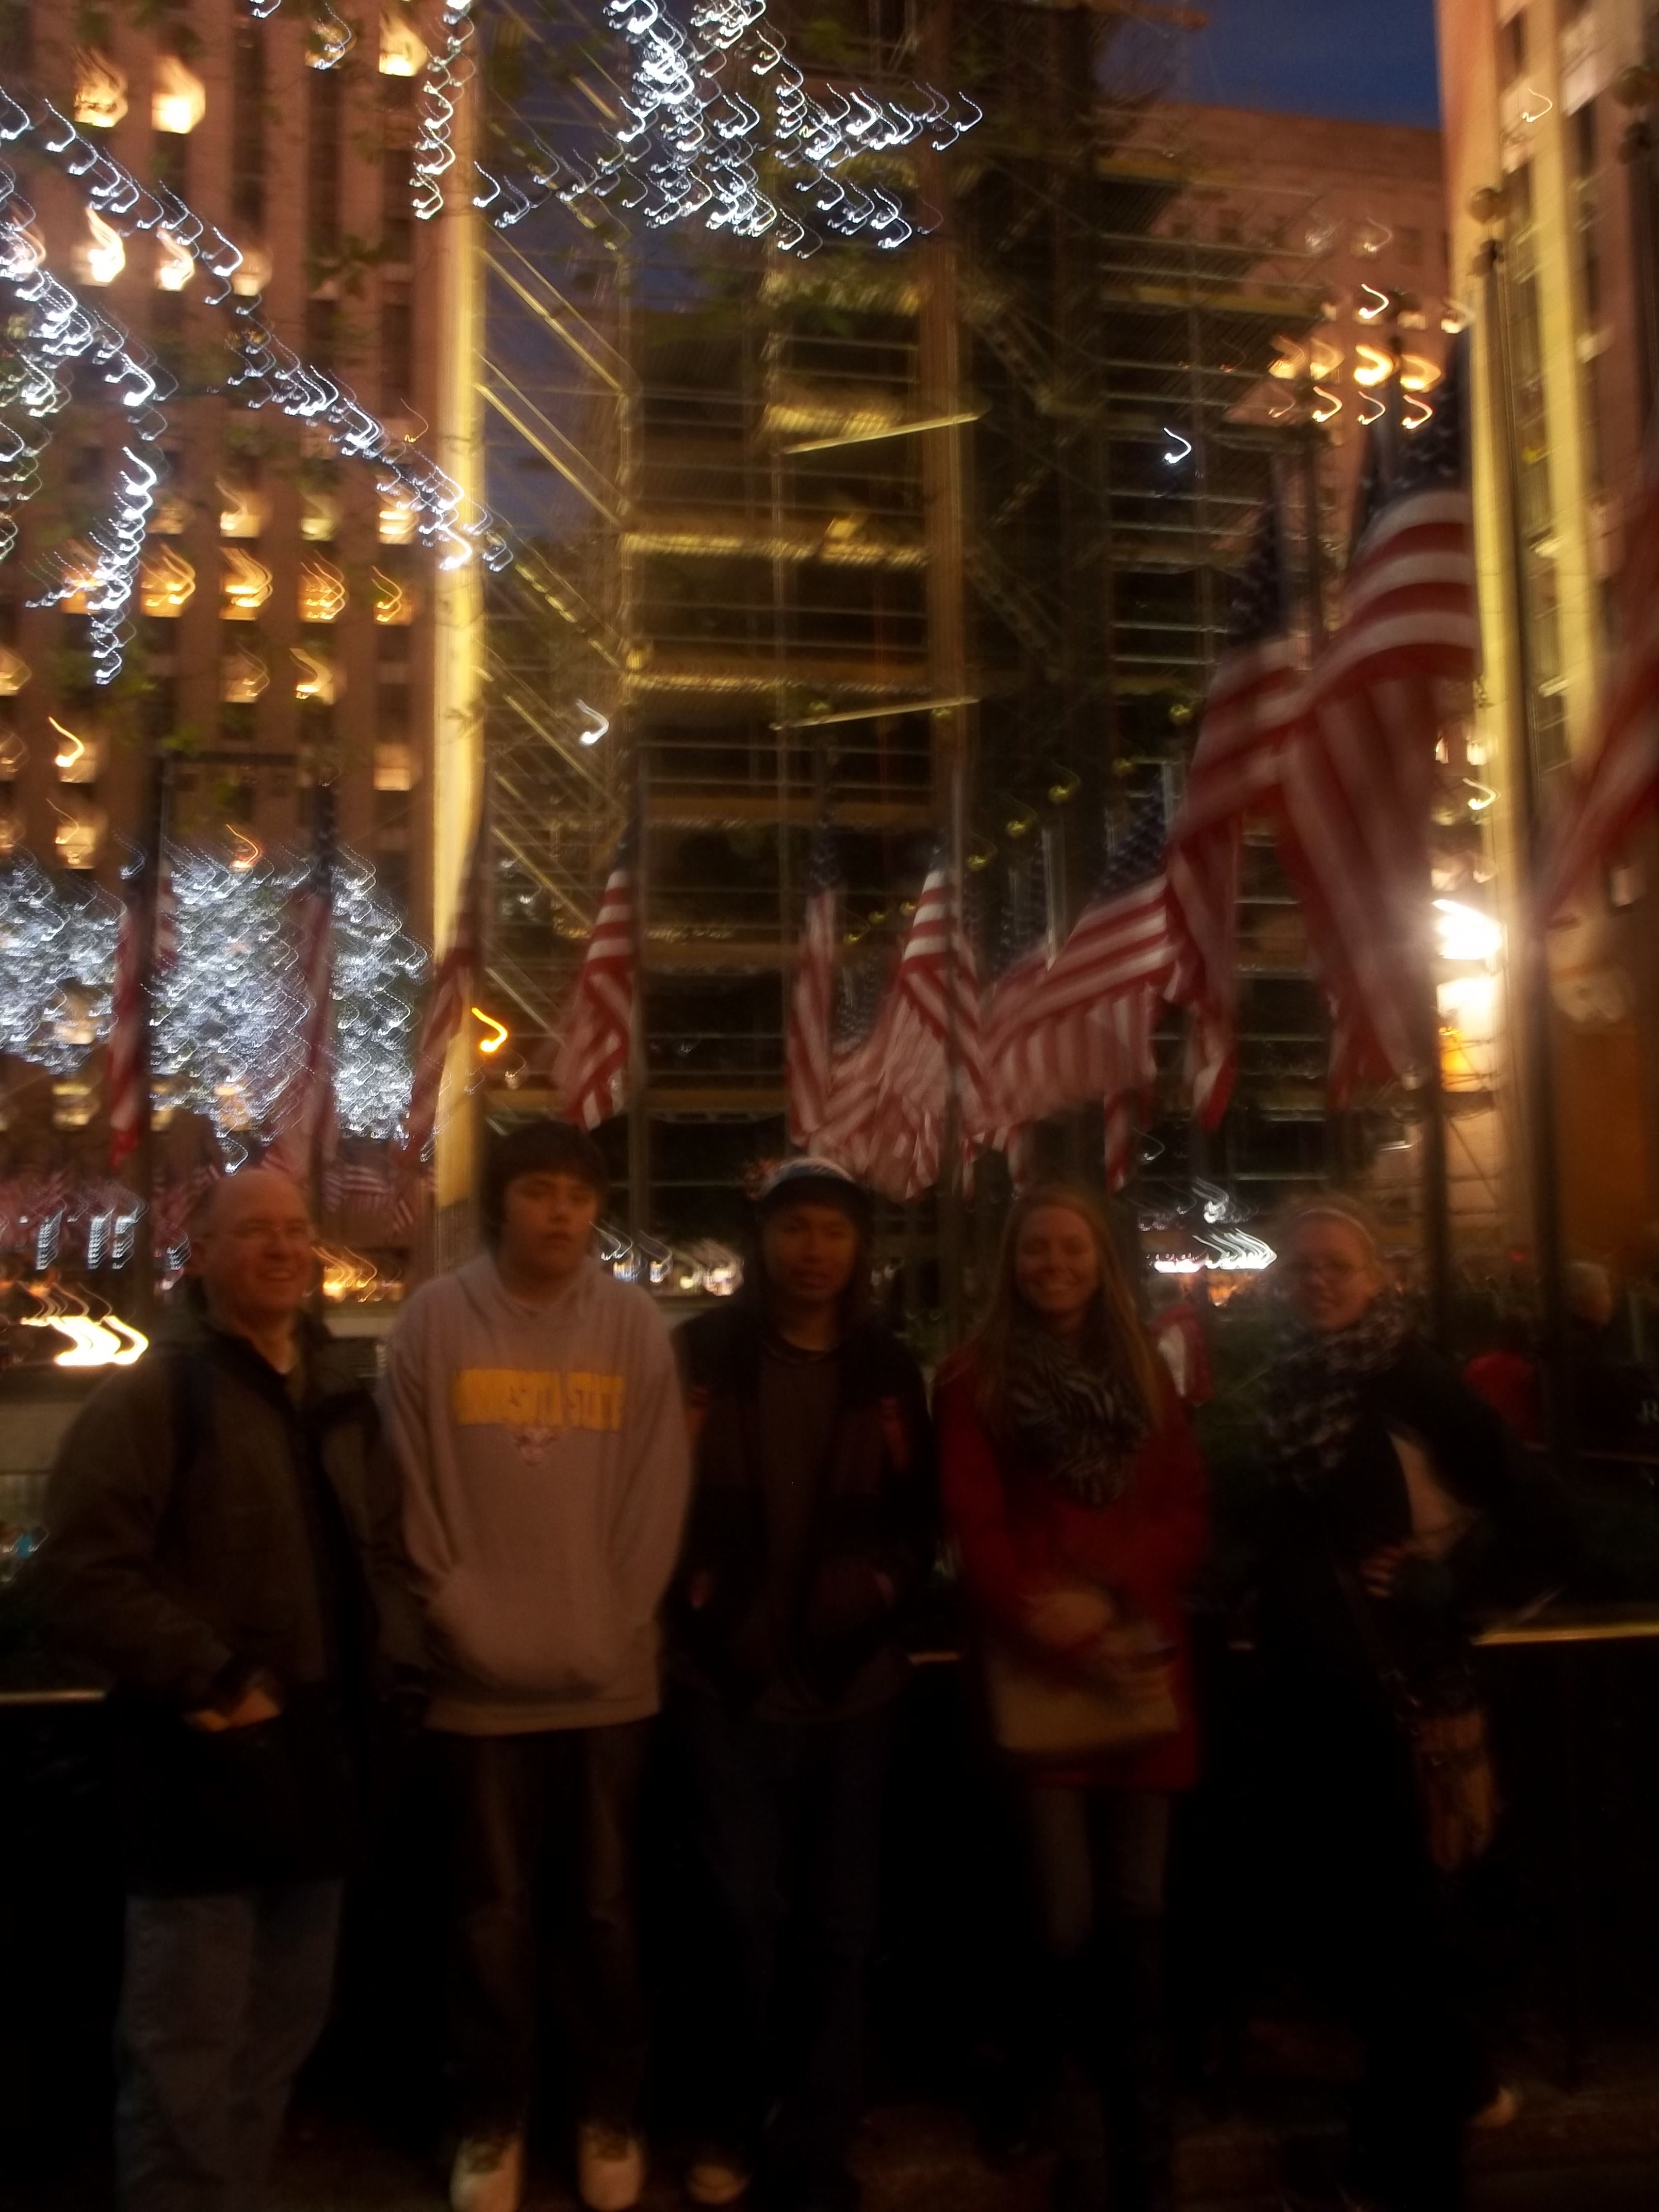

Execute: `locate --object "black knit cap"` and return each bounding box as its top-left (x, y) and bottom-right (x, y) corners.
top-left (753, 1156), bottom-right (873, 1230)
top-left (482, 1118), bottom-right (607, 1243)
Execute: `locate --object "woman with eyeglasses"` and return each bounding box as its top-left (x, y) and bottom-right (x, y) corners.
top-left (1255, 1199), bottom-right (1538, 2212)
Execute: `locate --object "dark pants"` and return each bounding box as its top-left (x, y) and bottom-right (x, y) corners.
top-left (1273, 1688), bottom-right (1477, 2212)
top-left (1024, 1787), bottom-right (1173, 2212)
top-left (673, 1688), bottom-right (896, 2205)
top-left (115, 1879), bottom-right (343, 2212)
top-left (433, 1723), bottom-right (649, 2139)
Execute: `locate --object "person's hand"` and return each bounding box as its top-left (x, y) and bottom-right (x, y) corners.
top-left (186, 1681), bottom-right (283, 1734)
top-left (1358, 1541), bottom-right (1422, 1600)
top-left (1023, 1586), bottom-right (1117, 1652)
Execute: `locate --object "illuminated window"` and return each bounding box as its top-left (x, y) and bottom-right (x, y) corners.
top-left (299, 558), bottom-right (348, 623)
top-left (139, 547), bottom-right (197, 616)
top-left (300, 488), bottom-right (340, 542)
top-left (222, 647), bottom-right (269, 704)
top-left (77, 208), bottom-right (125, 287)
top-left (0, 645), bottom-right (29, 696)
top-left (51, 716), bottom-right (104, 784)
top-left (222, 549), bottom-right (273, 619)
top-left (218, 473), bottom-right (268, 540)
top-left (291, 645), bottom-right (341, 704)
top-left (155, 231), bottom-right (194, 291)
top-left (374, 741), bottom-right (415, 791)
top-left (73, 49), bottom-right (128, 129)
top-left (152, 56), bottom-right (205, 134)
top-left (379, 12), bottom-right (428, 76)
top-left (379, 489), bottom-right (418, 545)
top-left (56, 806), bottom-right (107, 868)
top-left (372, 566), bottom-right (416, 624)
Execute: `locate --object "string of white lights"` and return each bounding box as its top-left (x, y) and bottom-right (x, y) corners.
top-left (0, 158), bottom-right (168, 679)
top-left (0, 83), bottom-right (510, 574)
top-left (0, 840), bottom-right (424, 1142)
top-left (0, 850), bottom-right (120, 1072)
top-left (561, 0), bottom-right (982, 252)
top-left (412, 0), bottom-right (474, 222)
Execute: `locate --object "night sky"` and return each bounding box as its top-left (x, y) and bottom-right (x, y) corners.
top-left (1189, 0), bottom-right (1442, 129)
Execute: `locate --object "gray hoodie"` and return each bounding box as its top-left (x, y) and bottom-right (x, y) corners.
top-left (382, 1254), bottom-right (690, 1734)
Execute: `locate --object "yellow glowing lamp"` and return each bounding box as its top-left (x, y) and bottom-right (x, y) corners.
top-left (222, 647), bottom-right (270, 704)
top-left (78, 208), bottom-right (125, 287)
top-left (1398, 354), bottom-right (1442, 394)
top-left (0, 644), bottom-right (30, 696)
top-left (291, 645), bottom-right (339, 704)
top-left (155, 230), bottom-right (194, 292)
top-left (371, 567), bottom-right (414, 625)
top-left (140, 546), bottom-right (197, 616)
top-left (221, 548), bottom-right (273, 619)
top-left (471, 1008), bottom-right (510, 1056)
top-left (21, 1312), bottom-right (149, 1367)
top-left (227, 825), bottom-right (264, 872)
top-left (73, 50), bottom-right (128, 128)
top-left (299, 558), bottom-right (347, 623)
top-left (152, 56), bottom-right (205, 134)
top-left (379, 12), bottom-right (428, 75)
top-left (0, 730), bottom-right (24, 779)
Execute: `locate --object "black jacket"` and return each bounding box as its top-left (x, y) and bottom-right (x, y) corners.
top-left (41, 1296), bottom-right (425, 1893)
top-left (1253, 1338), bottom-right (1572, 1709)
top-left (668, 1303), bottom-right (937, 1708)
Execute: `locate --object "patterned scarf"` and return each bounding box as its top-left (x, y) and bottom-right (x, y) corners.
top-left (1007, 1323), bottom-right (1151, 1507)
top-left (1262, 1291), bottom-right (1411, 1482)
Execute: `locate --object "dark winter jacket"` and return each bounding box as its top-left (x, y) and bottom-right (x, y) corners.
top-left (1253, 1337), bottom-right (1573, 1713)
top-left (667, 1303), bottom-right (937, 1710)
top-left (41, 1293), bottom-right (426, 1894)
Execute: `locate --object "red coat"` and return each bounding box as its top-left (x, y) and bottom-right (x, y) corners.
top-left (935, 1354), bottom-right (1211, 1791)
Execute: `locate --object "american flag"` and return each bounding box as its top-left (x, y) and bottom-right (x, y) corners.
top-left (786, 822), bottom-right (840, 1147)
top-left (551, 826), bottom-right (636, 1131)
top-left (1023, 800), bottom-right (1176, 1190)
top-left (265, 788), bottom-right (337, 1190)
top-left (1164, 501), bottom-right (1302, 1126)
top-left (811, 944), bottom-right (896, 1178)
top-left (399, 801), bottom-right (487, 1165)
top-left (1276, 333), bottom-right (1478, 1095)
top-left (107, 841), bottom-right (176, 1172)
top-left (1540, 459), bottom-right (1659, 916)
top-left (813, 855), bottom-right (989, 1199)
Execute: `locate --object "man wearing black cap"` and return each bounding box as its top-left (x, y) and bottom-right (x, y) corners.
top-left (666, 1159), bottom-right (936, 2212)
top-left (382, 1121), bottom-right (689, 2212)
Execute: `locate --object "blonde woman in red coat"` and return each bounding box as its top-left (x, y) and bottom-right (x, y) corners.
top-left (936, 1183), bottom-right (1210, 2212)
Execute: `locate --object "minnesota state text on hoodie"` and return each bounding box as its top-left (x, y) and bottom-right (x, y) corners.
top-left (382, 1255), bottom-right (691, 1734)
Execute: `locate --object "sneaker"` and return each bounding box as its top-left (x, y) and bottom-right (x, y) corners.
top-left (450, 2134), bottom-right (524, 2212)
top-left (577, 2121), bottom-right (647, 2211)
top-left (686, 2145), bottom-right (751, 2205)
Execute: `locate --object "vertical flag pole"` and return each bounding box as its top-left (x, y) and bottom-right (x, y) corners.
top-left (1478, 227), bottom-right (1572, 1455)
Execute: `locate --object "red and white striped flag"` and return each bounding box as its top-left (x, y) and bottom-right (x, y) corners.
top-left (997, 802), bottom-right (1176, 1189)
top-left (1276, 335), bottom-right (1478, 1096)
top-left (399, 803), bottom-right (487, 1165)
top-left (265, 791), bottom-right (336, 1189)
top-left (107, 844), bottom-right (176, 1170)
top-left (1165, 501), bottom-right (1303, 1126)
top-left (836, 855), bottom-right (991, 1201)
top-left (786, 823), bottom-right (840, 1147)
top-left (1540, 461), bottom-right (1659, 916)
top-left (551, 827), bottom-right (636, 1131)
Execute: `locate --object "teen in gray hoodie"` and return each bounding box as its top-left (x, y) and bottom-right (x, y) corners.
top-left (382, 1121), bottom-right (689, 2212)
